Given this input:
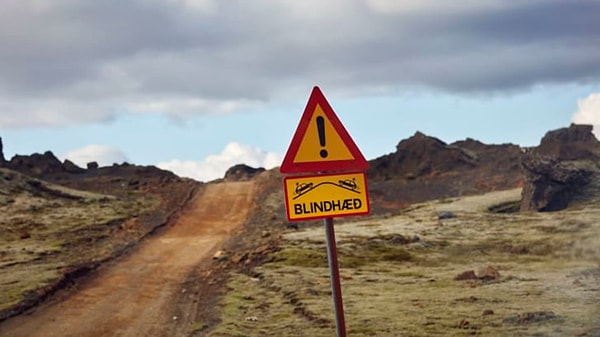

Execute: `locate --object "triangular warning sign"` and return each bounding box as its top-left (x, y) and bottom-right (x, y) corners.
top-left (280, 86), bottom-right (369, 173)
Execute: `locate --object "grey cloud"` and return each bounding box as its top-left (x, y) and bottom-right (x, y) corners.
top-left (0, 0), bottom-right (599, 127)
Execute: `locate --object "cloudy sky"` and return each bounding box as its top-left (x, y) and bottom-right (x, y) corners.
top-left (1, 0), bottom-right (599, 181)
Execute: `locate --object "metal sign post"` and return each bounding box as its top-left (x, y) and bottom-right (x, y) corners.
top-left (324, 217), bottom-right (346, 337)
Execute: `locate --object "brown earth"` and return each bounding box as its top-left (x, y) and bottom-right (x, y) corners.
top-left (0, 181), bottom-right (255, 337)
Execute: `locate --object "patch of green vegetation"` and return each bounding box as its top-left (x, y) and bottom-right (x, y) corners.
top-left (339, 243), bottom-right (412, 268)
top-left (271, 248), bottom-right (328, 268)
top-left (533, 219), bottom-right (590, 234)
top-left (206, 273), bottom-right (334, 337)
top-left (0, 266), bottom-right (59, 313)
top-left (189, 321), bottom-right (209, 334)
top-left (271, 243), bottom-right (412, 270)
top-left (347, 326), bottom-right (377, 336)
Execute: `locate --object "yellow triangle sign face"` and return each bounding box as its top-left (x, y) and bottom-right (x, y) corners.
top-left (280, 87), bottom-right (368, 173)
top-left (293, 104), bottom-right (354, 163)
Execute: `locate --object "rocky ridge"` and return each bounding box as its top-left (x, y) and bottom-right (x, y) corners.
top-left (366, 131), bottom-right (524, 213)
top-left (520, 124), bottom-right (600, 211)
top-left (0, 137), bottom-right (5, 164)
top-left (0, 137), bottom-right (201, 322)
top-left (224, 164), bottom-right (266, 181)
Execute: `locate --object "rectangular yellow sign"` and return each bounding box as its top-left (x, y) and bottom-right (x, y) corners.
top-left (284, 172), bottom-right (370, 221)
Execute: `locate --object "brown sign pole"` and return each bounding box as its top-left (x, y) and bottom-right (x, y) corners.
top-left (324, 217), bottom-right (347, 337)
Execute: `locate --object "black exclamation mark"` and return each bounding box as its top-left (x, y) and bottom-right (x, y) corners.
top-left (316, 116), bottom-right (328, 158)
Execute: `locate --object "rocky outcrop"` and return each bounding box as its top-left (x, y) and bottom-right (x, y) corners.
top-left (7, 151), bottom-right (65, 177)
top-left (520, 124), bottom-right (600, 212)
top-left (0, 137), bottom-right (5, 164)
top-left (1, 137), bottom-right (87, 176)
top-left (368, 132), bottom-right (478, 180)
top-left (224, 164), bottom-right (265, 181)
top-left (366, 132), bottom-right (524, 213)
top-left (62, 159), bottom-right (86, 174)
top-left (535, 124), bottom-right (600, 159)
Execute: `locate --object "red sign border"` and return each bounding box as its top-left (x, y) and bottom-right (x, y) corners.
top-left (280, 86), bottom-right (369, 173)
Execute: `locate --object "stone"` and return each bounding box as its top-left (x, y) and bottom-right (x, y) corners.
top-left (230, 253), bottom-right (248, 264)
top-left (437, 211), bottom-right (455, 220)
top-left (503, 311), bottom-right (560, 325)
top-left (212, 250), bottom-right (225, 260)
top-left (477, 266), bottom-right (500, 281)
top-left (482, 309), bottom-right (494, 316)
top-left (457, 319), bottom-right (470, 329)
top-left (253, 244), bottom-right (271, 255)
top-left (454, 270), bottom-right (477, 281)
top-left (285, 223), bottom-right (299, 230)
top-left (87, 161), bottom-right (99, 170)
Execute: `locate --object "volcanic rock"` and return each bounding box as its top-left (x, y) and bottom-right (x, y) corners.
top-left (477, 266), bottom-right (500, 281)
top-left (368, 132), bottom-right (477, 180)
top-left (224, 164), bottom-right (265, 181)
top-left (535, 124), bottom-right (600, 159)
top-left (62, 159), bottom-right (86, 174)
top-left (454, 270), bottom-right (477, 281)
top-left (7, 151), bottom-right (65, 177)
top-left (503, 311), bottom-right (561, 325)
top-left (366, 132), bottom-right (524, 213)
top-left (0, 137), bottom-right (5, 164)
top-left (520, 124), bottom-right (600, 212)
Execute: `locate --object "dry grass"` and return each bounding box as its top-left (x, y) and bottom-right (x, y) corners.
top-left (0, 169), bottom-right (158, 316)
top-left (207, 188), bottom-right (600, 337)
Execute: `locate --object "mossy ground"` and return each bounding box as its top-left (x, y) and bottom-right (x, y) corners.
top-left (0, 172), bottom-right (158, 316)
top-left (206, 189), bottom-right (600, 337)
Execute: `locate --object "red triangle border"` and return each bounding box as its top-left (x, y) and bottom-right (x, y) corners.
top-left (280, 86), bottom-right (369, 173)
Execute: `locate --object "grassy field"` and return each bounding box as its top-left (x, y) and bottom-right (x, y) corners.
top-left (205, 188), bottom-right (600, 337)
top-left (0, 168), bottom-right (158, 318)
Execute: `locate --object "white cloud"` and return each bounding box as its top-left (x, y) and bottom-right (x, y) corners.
top-left (62, 145), bottom-right (129, 168)
top-left (157, 142), bottom-right (281, 182)
top-left (572, 92), bottom-right (600, 139)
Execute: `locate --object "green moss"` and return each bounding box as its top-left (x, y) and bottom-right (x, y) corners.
top-left (271, 242), bottom-right (412, 270)
top-left (272, 248), bottom-right (328, 268)
top-left (189, 321), bottom-right (209, 333)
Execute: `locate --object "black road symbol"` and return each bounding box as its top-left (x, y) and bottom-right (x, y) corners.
top-left (293, 178), bottom-right (360, 200)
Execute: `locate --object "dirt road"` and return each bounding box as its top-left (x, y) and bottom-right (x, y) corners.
top-left (0, 181), bottom-right (255, 337)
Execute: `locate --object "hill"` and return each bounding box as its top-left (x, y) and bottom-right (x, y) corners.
top-left (0, 123), bottom-right (598, 335)
top-left (0, 147), bottom-right (199, 321)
